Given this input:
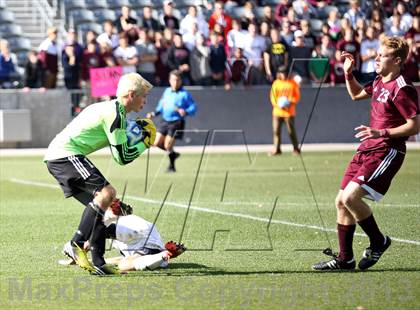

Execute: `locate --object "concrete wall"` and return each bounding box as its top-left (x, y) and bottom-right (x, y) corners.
top-left (0, 85), bottom-right (383, 148)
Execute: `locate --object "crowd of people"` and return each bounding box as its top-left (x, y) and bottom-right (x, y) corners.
top-left (0, 0), bottom-right (419, 92)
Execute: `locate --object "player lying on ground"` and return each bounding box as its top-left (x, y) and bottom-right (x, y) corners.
top-left (62, 200), bottom-right (186, 273)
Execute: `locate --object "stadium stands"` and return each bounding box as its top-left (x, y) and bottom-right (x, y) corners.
top-left (7, 37), bottom-right (31, 53)
top-left (92, 9), bottom-right (117, 24)
top-left (85, 0), bottom-right (108, 10)
top-left (0, 24), bottom-right (23, 39)
top-left (0, 9), bottom-right (14, 24)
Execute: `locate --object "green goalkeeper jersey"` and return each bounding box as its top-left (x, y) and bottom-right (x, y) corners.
top-left (44, 99), bottom-right (147, 165)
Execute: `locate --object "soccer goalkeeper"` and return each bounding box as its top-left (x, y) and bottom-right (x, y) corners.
top-left (44, 73), bottom-right (156, 275)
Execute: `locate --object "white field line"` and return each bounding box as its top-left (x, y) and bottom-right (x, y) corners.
top-left (9, 178), bottom-right (420, 246)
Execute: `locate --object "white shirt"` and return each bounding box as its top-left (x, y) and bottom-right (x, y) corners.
top-left (360, 38), bottom-right (379, 73)
top-left (227, 29), bottom-right (248, 51)
top-left (243, 34), bottom-right (266, 67)
top-left (38, 38), bottom-right (58, 55)
top-left (179, 14), bottom-right (209, 38)
top-left (112, 215), bottom-right (165, 257)
top-left (113, 45), bottom-right (138, 62)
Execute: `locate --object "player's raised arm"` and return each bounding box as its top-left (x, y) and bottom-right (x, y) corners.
top-left (342, 51), bottom-right (370, 101)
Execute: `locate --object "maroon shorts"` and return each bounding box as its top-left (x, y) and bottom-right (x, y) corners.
top-left (340, 147), bottom-right (405, 201)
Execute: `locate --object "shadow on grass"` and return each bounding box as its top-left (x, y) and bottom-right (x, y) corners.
top-left (121, 264), bottom-right (420, 278)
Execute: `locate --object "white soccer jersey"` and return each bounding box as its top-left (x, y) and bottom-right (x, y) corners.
top-left (112, 215), bottom-right (165, 257)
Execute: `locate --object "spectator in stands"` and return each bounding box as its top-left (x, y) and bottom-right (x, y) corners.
top-left (139, 6), bottom-right (161, 32)
top-left (263, 27), bottom-right (289, 83)
top-left (208, 1), bottom-right (232, 38)
top-left (180, 5), bottom-right (209, 38)
top-left (327, 7), bottom-right (341, 42)
top-left (227, 19), bottom-right (247, 56)
top-left (259, 5), bottom-right (277, 28)
top-left (182, 22), bottom-right (201, 51)
top-left (167, 32), bottom-right (191, 85)
top-left (359, 26), bottom-right (379, 84)
top-left (269, 65), bottom-right (301, 156)
top-left (62, 29), bottom-right (83, 61)
top-left (160, 0), bottom-right (180, 30)
top-left (113, 32), bottom-right (139, 72)
top-left (114, 5), bottom-right (137, 33)
top-left (239, 1), bottom-right (256, 30)
top-left (343, 0), bottom-right (365, 30)
top-left (319, 33), bottom-right (335, 59)
top-left (404, 15), bottom-right (419, 43)
top-left (62, 43), bottom-right (82, 116)
top-left (189, 33), bottom-right (212, 86)
top-left (292, 0), bottom-right (313, 20)
top-left (300, 20), bottom-right (317, 50)
top-left (336, 28), bottom-right (360, 70)
top-left (84, 30), bottom-right (99, 50)
top-left (385, 14), bottom-right (406, 37)
top-left (243, 22), bottom-right (267, 85)
top-left (154, 30), bottom-right (172, 86)
top-left (394, 1), bottom-right (413, 33)
top-left (289, 30), bottom-right (312, 84)
top-left (225, 47), bottom-right (249, 89)
top-left (260, 21), bottom-right (271, 47)
top-left (355, 18), bottom-right (367, 44)
top-left (280, 21), bottom-right (294, 47)
top-left (0, 39), bottom-right (18, 88)
top-left (403, 33), bottom-right (419, 82)
top-left (98, 40), bottom-right (117, 68)
top-left (329, 49), bottom-right (345, 85)
top-left (209, 31), bottom-right (227, 86)
top-left (135, 28), bottom-right (158, 86)
top-left (285, 7), bottom-right (299, 32)
top-left (38, 27), bottom-right (59, 88)
top-left (309, 44), bottom-right (329, 84)
top-left (274, 0), bottom-right (292, 26)
top-left (97, 21), bottom-right (119, 50)
top-left (23, 50), bottom-right (44, 90)
top-left (308, 0), bottom-right (332, 19)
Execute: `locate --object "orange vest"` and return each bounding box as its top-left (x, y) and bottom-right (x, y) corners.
top-left (270, 79), bottom-right (301, 117)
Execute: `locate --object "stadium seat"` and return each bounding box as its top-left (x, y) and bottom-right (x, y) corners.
top-left (0, 10), bottom-right (14, 24)
top-left (229, 6), bottom-right (245, 19)
top-left (0, 0), bottom-right (5, 9)
top-left (309, 18), bottom-right (323, 32)
top-left (254, 7), bottom-right (265, 20)
top-left (64, 0), bottom-right (86, 11)
top-left (173, 0), bottom-right (200, 9)
top-left (0, 24), bottom-right (23, 39)
top-left (93, 9), bottom-right (117, 23)
top-left (85, 0), bottom-right (108, 9)
top-left (7, 37), bottom-right (31, 53)
top-left (128, 0), bottom-right (153, 10)
top-left (77, 22), bottom-right (103, 35)
top-left (69, 9), bottom-right (95, 27)
top-left (106, 0), bottom-right (130, 10)
top-left (262, 0), bottom-right (282, 7)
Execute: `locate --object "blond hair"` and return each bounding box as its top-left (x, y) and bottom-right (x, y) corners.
top-left (381, 36), bottom-right (409, 65)
top-left (116, 73), bottom-right (153, 98)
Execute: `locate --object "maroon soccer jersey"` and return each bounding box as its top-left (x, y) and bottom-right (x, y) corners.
top-left (360, 75), bottom-right (419, 152)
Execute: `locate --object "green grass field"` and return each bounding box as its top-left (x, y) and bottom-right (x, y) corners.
top-left (0, 150), bottom-right (419, 309)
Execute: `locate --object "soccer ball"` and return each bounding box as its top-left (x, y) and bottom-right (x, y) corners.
top-left (126, 120), bottom-right (144, 146)
top-left (277, 96), bottom-right (290, 109)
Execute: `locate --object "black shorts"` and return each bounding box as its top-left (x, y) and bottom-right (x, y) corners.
top-left (46, 155), bottom-right (109, 198)
top-left (157, 119), bottom-right (185, 139)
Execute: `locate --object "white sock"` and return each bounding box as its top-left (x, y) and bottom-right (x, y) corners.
top-left (133, 251), bottom-right (169, 271)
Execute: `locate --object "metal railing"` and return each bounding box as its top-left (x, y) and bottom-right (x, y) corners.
top-left (31, 0), bottom-right (55, 34)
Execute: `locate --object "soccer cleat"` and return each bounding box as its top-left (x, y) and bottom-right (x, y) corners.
top-left (91, 264), bottom-right (121, 276)
top-left (358, 236), bottom-right (391, 271)
top-left (166, 166), bottom-right (176, 173)
top-left (312, 257), bottom-right (356, 271)
top-left (71, 242), bottom-right (96, 273)
top-left (62, 241), bottom-right (77, 262)
top-left (165, 241), bottom-right (186, 258)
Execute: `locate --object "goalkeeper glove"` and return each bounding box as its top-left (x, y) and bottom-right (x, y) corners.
top-left (135, 118), bottom-right (156, 148)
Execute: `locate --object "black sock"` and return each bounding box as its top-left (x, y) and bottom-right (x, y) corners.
top-left (71, 204), bottom-right (103, 247)
top-left (168, 151), bottom-right (175, 168)
top-left (358, 214), bottom-right (385, 250)
top-left (90, 221), bottom-right (106, 267)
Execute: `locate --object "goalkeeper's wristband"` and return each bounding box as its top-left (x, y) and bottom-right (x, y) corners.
top-left (345, 72), bottom-right (354, 81)
top-left (379, 129), bottom-right (390, 138)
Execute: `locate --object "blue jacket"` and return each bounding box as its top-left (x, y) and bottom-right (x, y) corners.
top-left (0, 54), bottom-right (16, 79)
top-left (155, 87), bottom-right (197, 122)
